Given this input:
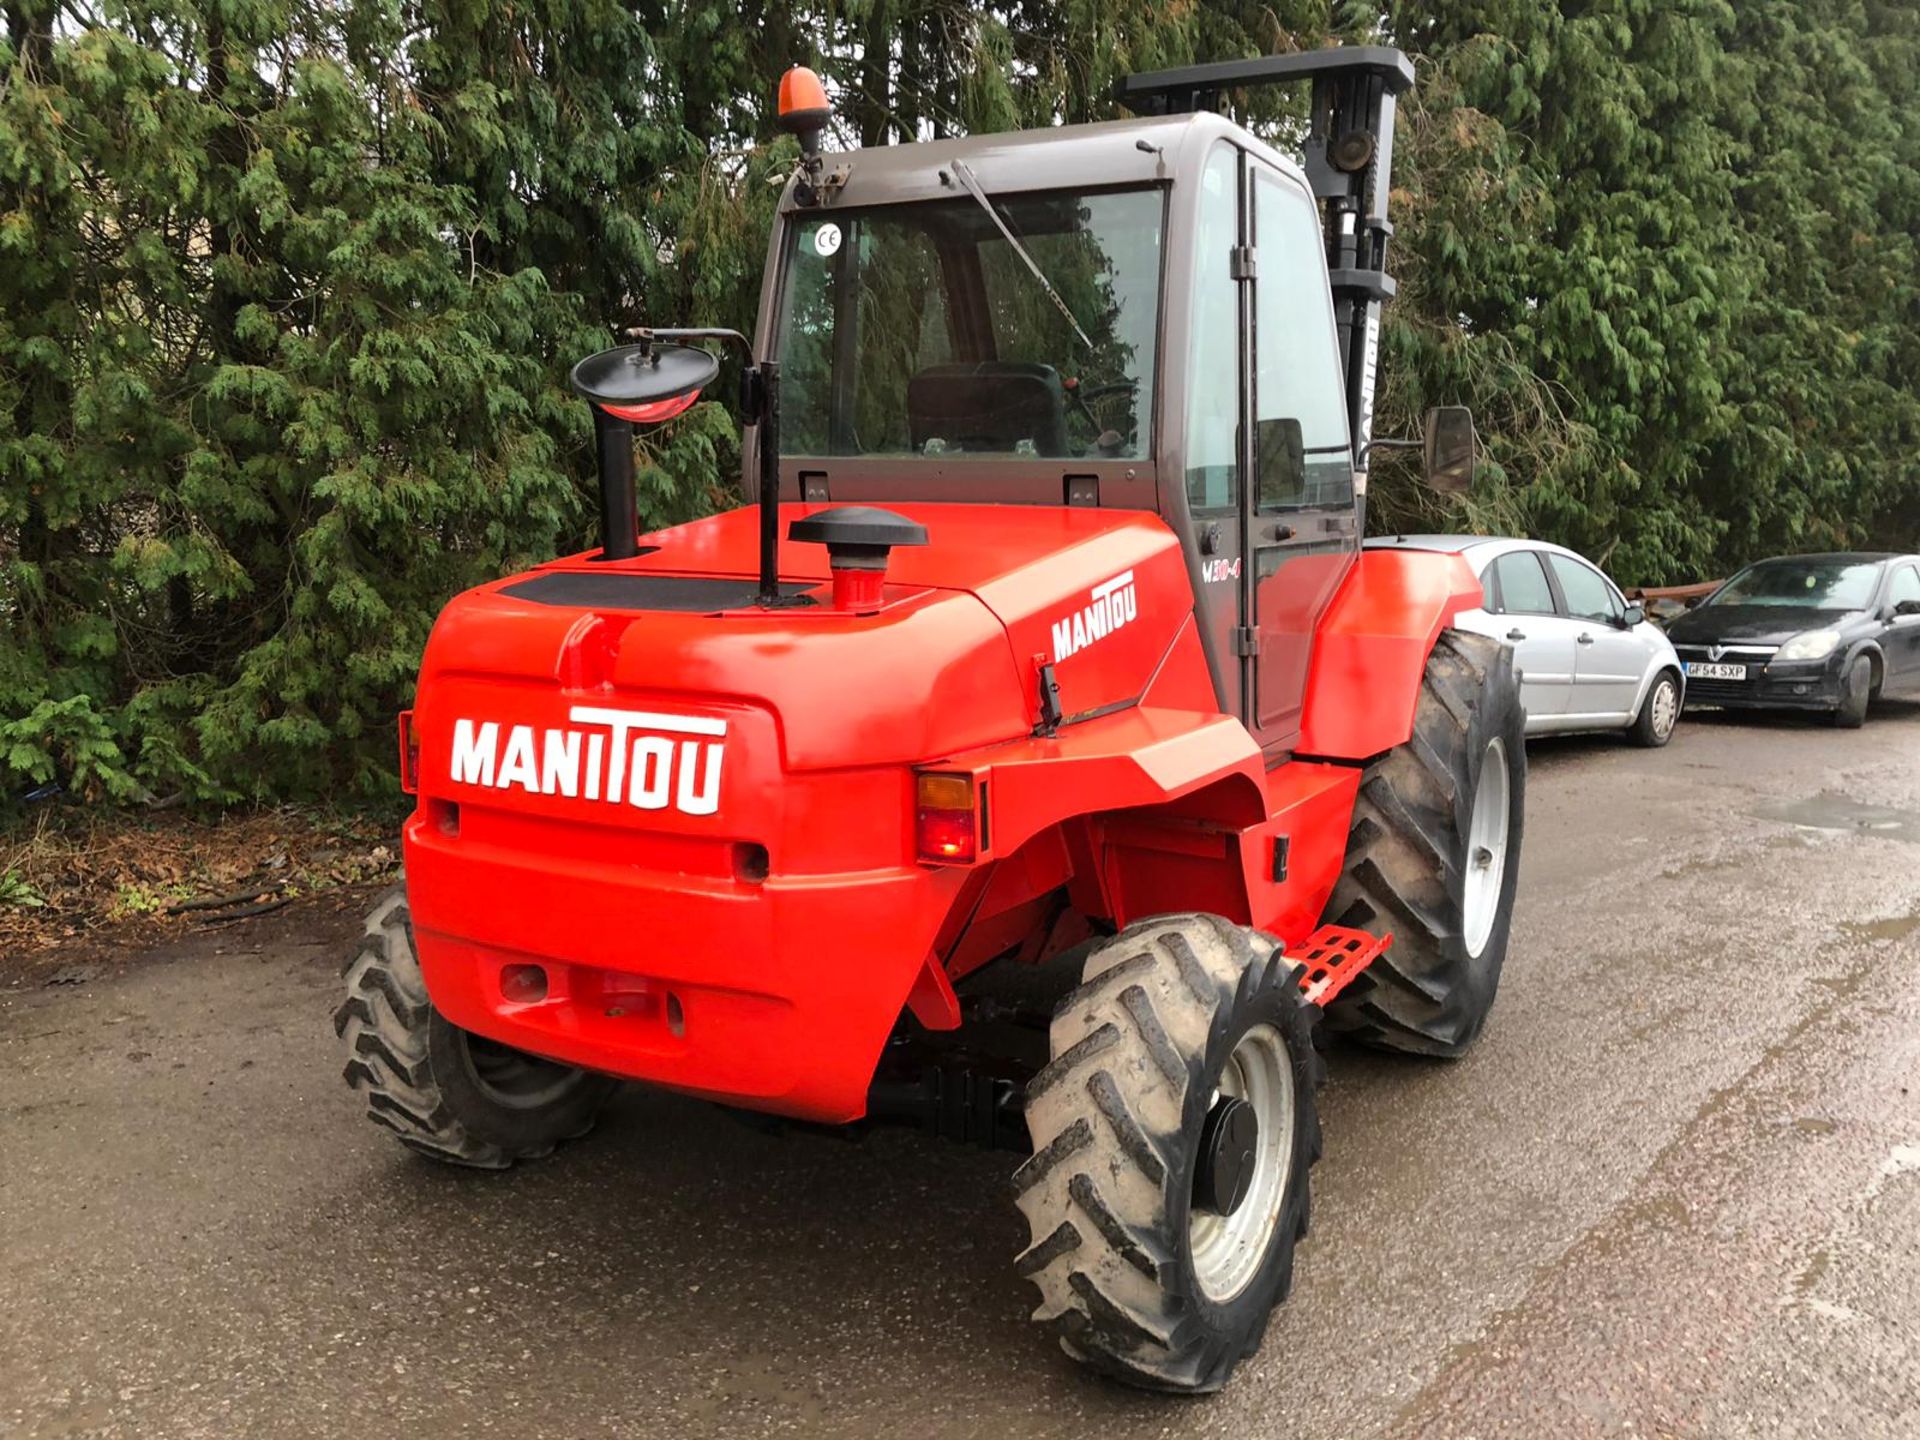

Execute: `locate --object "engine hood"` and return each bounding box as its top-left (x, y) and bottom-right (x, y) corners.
top-left (1666, 603), bottom-right (1867, 647)
top-left (418, 502), bottom-right (1194, 774)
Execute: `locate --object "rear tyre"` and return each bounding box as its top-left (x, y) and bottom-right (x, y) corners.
top-left (1014, 913), bottom-right (1323, 1393)
top-left (1324, 630), bottom-right (1527, 1056)
top-left (1628, 670), bottom-right (1681, 748)
top-left (1830, 655), bottom-right (1872, 729)
top-left (334, 886), bottom-right (616, 1168)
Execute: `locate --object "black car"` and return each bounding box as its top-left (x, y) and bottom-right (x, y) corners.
top-left (1667, 552), bottom-right (1920, 727)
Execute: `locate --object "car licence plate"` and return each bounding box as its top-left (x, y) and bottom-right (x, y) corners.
top-left (1686, 662), bottom-right (1747, 681)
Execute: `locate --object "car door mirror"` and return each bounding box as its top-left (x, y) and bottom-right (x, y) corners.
top-left (1621, 602), bottom-right (1645, 628)
top-left (1422, 406), bottom-right (1477, 494)
top-left (1894, 599), bottom-right (1920, 618)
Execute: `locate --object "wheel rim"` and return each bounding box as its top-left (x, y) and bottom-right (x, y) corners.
top-left (1462, 737), bottom-right (1511, 958)
top-left (1188, 1023), bottom-right (1296, 1303)
top-left (456, 1031), bottom-right (582, 1111)
top-left (1651, 678), bottom-right (1678, 739)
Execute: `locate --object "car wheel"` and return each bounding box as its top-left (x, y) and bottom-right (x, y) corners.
top-left (1628, 670), bottom-right (1681, 748)
top-left (1831, 655), bottom-right (1872, 729)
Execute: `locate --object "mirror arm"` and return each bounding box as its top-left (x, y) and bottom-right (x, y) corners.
top-left (622, 326), bottom-right (754, 367)
top-left (1355, 435), bottom-right (1422, 468)
top-left (621, 326), bottom-right (799, 608)
top-left (590, 408), bottom-right (641, 562)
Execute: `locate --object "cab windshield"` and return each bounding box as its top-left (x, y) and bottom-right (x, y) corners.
top-left (775, 187), bottom-right (1163, 462)
top-left (1708, 559), bottom-right (1883, 611)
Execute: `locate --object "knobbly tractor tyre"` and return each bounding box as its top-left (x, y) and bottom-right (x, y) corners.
top-left (1014, 913), bottom-right (1323, 1393)
top-left (1628, 669), bottom-right (1681, 748)
top-left (1324, 630), bottom-right (1526, 1056)
top-left (335, 886), bottom-right (616, 1168)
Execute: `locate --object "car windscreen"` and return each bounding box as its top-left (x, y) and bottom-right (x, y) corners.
top-left (1707, 559), bottom-right (1882, 610)
top-left (774, 187), bottom-right (1163, 462)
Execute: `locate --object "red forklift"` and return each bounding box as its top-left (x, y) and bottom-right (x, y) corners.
top-left (337, 46), bottom-right (1526, 1392)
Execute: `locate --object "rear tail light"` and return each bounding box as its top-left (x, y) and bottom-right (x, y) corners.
top-left (915, 771), bottom-right (977, 863)
top-left (397, 710), bottom-right (420, 793)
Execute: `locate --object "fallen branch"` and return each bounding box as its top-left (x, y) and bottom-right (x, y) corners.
top-left (195, 897), bottom-right (292, 925)
top-left (166, 880), bottom-right (287, 915)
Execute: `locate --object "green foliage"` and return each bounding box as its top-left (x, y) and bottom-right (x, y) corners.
top-left (0, 867), bottom-right (44, 906)
top-left (2, 0), bottom-right (1917, 810)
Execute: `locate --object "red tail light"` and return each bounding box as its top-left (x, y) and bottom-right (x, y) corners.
top-left (915, 771), bottom-right (976, 863)
top-left (397, 710), bottom-right (419, 793)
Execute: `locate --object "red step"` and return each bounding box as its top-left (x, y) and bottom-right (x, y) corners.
top-left (1291, 924), bottom-right (1392, 1007)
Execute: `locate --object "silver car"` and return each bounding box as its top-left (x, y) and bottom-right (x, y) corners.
top-left (1368, 535), bottom-right (1685, 746)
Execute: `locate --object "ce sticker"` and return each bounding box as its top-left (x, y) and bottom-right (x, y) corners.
top-left (814, 223), bottom-right (842, 258)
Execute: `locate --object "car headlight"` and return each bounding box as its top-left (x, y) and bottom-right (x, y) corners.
top-left (1775, 629), bottom-right (1841, 662)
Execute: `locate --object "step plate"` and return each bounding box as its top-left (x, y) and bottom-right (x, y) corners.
top-left (1292, 924), bottom-right (1392, 1007)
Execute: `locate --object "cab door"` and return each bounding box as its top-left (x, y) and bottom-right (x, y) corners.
top-left (1180, 143), bottom-right (1249, 720)
top-left (1243, 164), bottom-right (1357, 750)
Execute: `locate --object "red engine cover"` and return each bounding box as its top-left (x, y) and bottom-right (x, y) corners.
top-left (403, 502), bottom-right (1207, 1120)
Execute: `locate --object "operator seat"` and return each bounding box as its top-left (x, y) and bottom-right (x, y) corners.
top-left (907, 362), bottom-right (1069, 457)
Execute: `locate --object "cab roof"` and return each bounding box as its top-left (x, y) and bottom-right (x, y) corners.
top-left (785, 111), bottom-right (1311, 212)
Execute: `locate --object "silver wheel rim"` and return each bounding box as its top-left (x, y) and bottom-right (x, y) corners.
top-left (1650, 678), bottom-right (1678, 739)
top-left (1462, 737), bottom-right (1511, 958)
top-left (1188, 1023), bottom-right (1296, 1303)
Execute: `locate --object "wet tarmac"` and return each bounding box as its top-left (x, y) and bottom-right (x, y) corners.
top-left (5, 701), bottom-right (1920, 1438)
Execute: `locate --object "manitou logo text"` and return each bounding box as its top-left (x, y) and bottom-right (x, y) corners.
top-left (449, 707), bottom-right (725, 816)
top-left (1052, 571), bottom-right (1139, 663)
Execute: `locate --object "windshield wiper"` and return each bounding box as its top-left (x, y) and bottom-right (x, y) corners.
top-left (948, 159), bottom-right (1096, 353)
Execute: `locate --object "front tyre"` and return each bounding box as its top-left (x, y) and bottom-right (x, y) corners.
top-left (1014, 914), bottom-right (1323, 1393)
top-left (1325, 630), bottom-right (1527, 1056)
top-left (1830, 654), bottom-right (1872, 729)
top-left (334, 886), bottom-right (616, 1168)
top-left (1628, 669), bottom-right (1681, 748)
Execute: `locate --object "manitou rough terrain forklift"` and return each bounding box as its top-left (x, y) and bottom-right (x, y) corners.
top-left (336, 47), bottom-right (1526, 1393)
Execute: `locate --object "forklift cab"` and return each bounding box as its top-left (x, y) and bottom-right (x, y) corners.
top-left (750, 49), bottom-right (1424, 756)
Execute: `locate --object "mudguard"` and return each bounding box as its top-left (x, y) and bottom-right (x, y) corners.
top-left (942, 705), bottom-right (1270, 864)
top-left (1298, 548), bottom-right (1484, 760)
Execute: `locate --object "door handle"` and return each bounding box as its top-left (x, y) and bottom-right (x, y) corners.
top-left (1577, 633), bottom-right (1595, 645)
top-left (1265, 523), bottom-right (1296, 542)
top-left (1506, 628), bottom-right (1527, 642)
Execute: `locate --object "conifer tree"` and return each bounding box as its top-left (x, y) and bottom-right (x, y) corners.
top-left (2, 0), bottom-right (1917, 808)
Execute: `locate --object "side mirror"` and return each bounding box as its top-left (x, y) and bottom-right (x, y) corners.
top-left (571, 341), bottom-right (719, 423)
top-left (570, 341), bottom-right (721, 562)
top-left (1422, 406), bottom-right (1477, 494)
top-left (1622, 602), bottom-right (1646, 628)
top-left (1894, 599), bottom-right (1920, 618)
top-left (1255, 417), bottom-right (1306, 508)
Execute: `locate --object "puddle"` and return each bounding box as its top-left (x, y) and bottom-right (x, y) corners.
top-left (1840, 913), bottom-right (1920, 944)
top-left (1754, 792), bottom-right (1920, 842)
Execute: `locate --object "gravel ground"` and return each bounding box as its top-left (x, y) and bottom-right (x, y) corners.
top-left (4, 702), bottom-right (1919, 1438)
